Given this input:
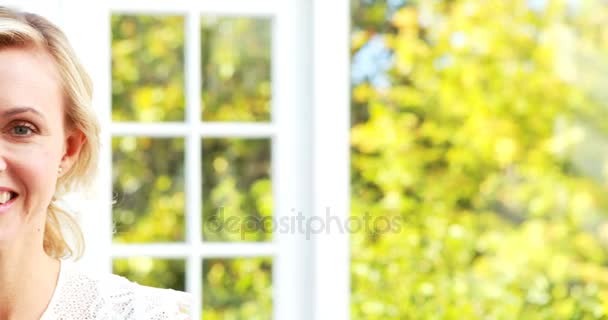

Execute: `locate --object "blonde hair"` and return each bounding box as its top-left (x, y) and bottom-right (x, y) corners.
top-left (0, 7), bottom-right (100, 259)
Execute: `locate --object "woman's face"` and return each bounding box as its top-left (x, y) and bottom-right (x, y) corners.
top-left (0, 47), bottom-right (82, 246)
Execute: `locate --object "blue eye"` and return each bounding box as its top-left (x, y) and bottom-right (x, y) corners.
top-left (12, 124), bottom-right (34, 136)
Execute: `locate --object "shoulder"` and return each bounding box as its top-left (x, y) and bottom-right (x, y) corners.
top-left (48, 261), bottom-right (192, 319)
top-left (101, 272), bottom-right (193, 319)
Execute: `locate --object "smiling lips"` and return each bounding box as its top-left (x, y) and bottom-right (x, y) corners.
top-left (0, 190), bottom-right (17, 205)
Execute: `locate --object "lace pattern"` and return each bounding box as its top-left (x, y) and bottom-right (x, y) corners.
top-left (40, 260), bottom-right (192, 320)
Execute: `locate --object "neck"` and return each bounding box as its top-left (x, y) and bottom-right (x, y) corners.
top-left (0, 233), bottom-right (60, 320)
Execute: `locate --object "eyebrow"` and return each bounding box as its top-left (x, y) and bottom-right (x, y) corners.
top-left (1, 106), bottom-right (45, 120)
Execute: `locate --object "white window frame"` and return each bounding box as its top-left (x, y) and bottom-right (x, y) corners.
top-left (56, 0), bottom-right (350, 319)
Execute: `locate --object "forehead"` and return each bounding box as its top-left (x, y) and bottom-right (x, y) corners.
top-left (0, 46), bottom-right (63, 116)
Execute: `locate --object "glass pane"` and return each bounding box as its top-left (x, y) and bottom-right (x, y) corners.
top-left (202, 139), bottom-right (272, 242)
top-left (203, 258), bottom-right (272, 319)
top-left (113, 257), bottom-right (186, 291)
top-left (112, 137), bottom-right (185, 243)
top-left (201, 17), bottom-right (272, 122)
top-left (350, 0), bottom-right (608, 318)
top-left (112, 15), bottom-right (185, 122)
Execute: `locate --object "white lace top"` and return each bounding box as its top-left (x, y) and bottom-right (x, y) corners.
top-left (40, 260), bottom-right (192, 320)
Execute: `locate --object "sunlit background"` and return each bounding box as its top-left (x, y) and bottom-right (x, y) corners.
top-left (111, 0), bottom-right (608, 318)
top-left (112, 0), bottom-right (608, 319)
top-left (350, 0), bottom-right (608, 318)
top-left (110, 14), bottom-right (274, 319)
top-left (6, 0), bottom-right (608, 318)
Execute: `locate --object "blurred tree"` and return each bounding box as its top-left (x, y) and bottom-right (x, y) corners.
top-left (203, 258), bottom-right (272, 320)
top-left (111, 14), bottom-right (273, 319)
top-left (201, 18), bottom-right (272, 122)
top-left (113, 258), bottom-right (186, 291)
top-left (350, 0), bottom-right (608, 318)
top-left (202, 138), bottom-right (272, 242)
top-left (112, 137), bottom-right (185, 243)
top-left (109, 1), bottom-right (608, 318)
top-left (112, 15), bottom-right (185, 122)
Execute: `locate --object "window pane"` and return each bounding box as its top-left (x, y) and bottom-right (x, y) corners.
top-left (202, 139), bottom-right (272, 242)
top-left (112, 15), bottom-right (185, 122)
top-left (203, 258), bottom-right (272, 319)
top-left (201, 17), bottom-right (272, 122)
top-left (113, 257), bottom-right (186, 291)
top-left (112, 137), bottom-right (185, 243)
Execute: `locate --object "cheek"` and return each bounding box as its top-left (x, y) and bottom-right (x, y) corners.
top-left (4, 141), bottom-right (62, 201)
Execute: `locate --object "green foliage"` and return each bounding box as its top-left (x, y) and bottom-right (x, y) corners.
top-left (351, 0), bottom-right (608, 318)
top-left (113, 258), bottom-right (186, 291)
top-left (201, 18), bottom-right (272, 122)
top-left (203, 258), bottom-right (273, 320)
top-left (111, 15), bottom-right (273, 319)
top-left (202, 138), bottom-right (273, 242)
top-left (109, 1), bottom-right (608, 318)
top-left (112, 137), bottom-right (185, 243)
top-left (112, 15), bottom-right (185, 122)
